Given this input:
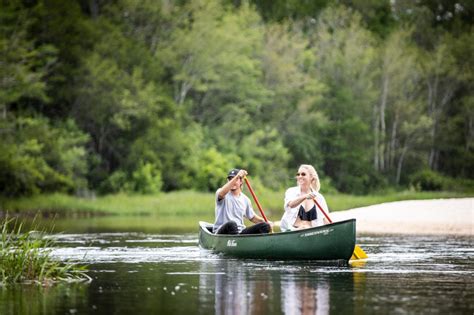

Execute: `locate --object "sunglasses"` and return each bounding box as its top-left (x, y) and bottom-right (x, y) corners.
top-left (296, 172), bottom-right (307, 177)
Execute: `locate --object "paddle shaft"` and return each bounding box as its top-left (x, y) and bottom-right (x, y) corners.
top-left (311, 197), bottom-right (333, 223)
top-left (243, 177), bottom-right (269, 223)
top-left (311, 196), bottom-right (368, 259)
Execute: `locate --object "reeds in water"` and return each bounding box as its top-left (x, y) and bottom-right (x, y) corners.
top-left (0, 216), bottom-right (90, 285)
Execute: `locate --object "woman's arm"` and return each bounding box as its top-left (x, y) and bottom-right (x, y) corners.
top-left (286, 192), bottom-right (317, 209)
top-left (286, 194), bottom-right (306, 209)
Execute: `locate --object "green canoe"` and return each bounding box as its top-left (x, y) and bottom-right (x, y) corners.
top-left (198, 219), bottom-right (356, 261)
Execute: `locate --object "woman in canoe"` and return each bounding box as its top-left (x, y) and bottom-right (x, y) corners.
top-left (280, 164), bottom-right (330, 231)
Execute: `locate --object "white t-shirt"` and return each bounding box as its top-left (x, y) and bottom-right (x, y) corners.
top-left (213, 189), bottom-right (256, 233)
top-left (280, 186), bottom-right (329, 231)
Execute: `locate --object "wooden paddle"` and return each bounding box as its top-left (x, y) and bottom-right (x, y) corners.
top-left (310, 195), bottom-right (368, 260)
top-left (243, 177), bottom-right (273, 232)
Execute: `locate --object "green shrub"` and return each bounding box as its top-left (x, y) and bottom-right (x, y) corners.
top-left (131, 163), bottom-right (163, 194)
top-left (99, 170), bottom-right (129, 194)
top-left (193, 148), bottom-right (239, 192)
top-left (100, 163), bottom-right (163, 194)
top-left (442, 177), bottom-right (474, 193)
top-left (410, 170), bottom-right (445, 191)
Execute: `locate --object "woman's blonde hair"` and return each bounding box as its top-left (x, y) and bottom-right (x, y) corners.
top-left (299, 164), bottom-right (321, 192)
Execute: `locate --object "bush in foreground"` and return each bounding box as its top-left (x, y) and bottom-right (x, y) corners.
top-left (0, 216), bottom-right (90, 285)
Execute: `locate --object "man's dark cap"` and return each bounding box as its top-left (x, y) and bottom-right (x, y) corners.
top-left (227, 168), bottom-right (240, 179)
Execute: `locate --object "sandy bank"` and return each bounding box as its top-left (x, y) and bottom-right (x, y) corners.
top-left (330, 198), bottom-right (473, 235)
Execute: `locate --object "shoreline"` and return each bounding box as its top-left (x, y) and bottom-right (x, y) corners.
top-left (330, 198), bottom-right (473, 235)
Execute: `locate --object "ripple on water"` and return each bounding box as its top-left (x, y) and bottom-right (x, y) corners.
top-left (51, 245), bottom-right (209, 263)
top-left (49, 233), bottom-right (473, 276)
top-left (49, 233), bottom-right (197, 244)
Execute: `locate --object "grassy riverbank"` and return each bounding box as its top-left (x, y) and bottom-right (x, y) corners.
top-left (1, 190), bottom-right (471, 219)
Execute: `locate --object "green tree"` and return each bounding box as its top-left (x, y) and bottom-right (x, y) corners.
top-left (239, 129), bottom-right (291, 190)
top-left (339, 0), bottom-right (395, 37)
top-left (432, 30), bottom-right (474, 179)
top-left (261, 22), bottom-right (325, 128)
top-left (105, 0), bottom-right (174, 56)
top-left (307, 5), bottom-right (379, 193)
top-left (0, 0), bottom-right (55, 117)
top-left (192, 147), bottom-right (240, 191)
top-left (74, 47), bottom-right (175, 189)
top-left (374, 28), bottom-right (423, 178)
top-left (246, 0), bottom-right (330, 22)
top-left (0, 115), bottom-right (89, 196)
top-left (419, 37), bottom-right (461, 171)
top-left (26, 0), bottom-right (95, 116)
top-left (161, 1), bottom-right (269, 126)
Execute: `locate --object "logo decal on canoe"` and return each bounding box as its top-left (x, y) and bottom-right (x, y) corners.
top-left (300, 228), bottom-right (333, 237)
top-left (227, 240), bottom-right (237, 247)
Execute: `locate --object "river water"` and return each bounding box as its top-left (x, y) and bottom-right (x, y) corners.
top-left (1, 228), bottom-right (473, 314)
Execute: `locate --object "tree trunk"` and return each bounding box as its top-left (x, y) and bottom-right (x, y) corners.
top-left (174, 56), bottom-right (194, 106)
top-left (467, 115), bottom-right (473, 151)
top-left (175, 81), bottom-right (191, 106)
top-left (389, 111), bottom-right (399, 170)
top-left (427, 72), bottom-right (439, 170)
top-left (429, 119), bottom-right (438, 170)
top-left (379, 75), bottom-right (389, 171)
top-left (428, 79), bottom-right (454, 171)
top-left (396, 144), bottom-right (408, 184)
top-left (373, 102), bottom-right (379, 171)
top-left (89, 0), bottom-right (100, 19)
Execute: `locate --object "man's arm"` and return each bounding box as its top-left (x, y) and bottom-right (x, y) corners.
top-left (250, 215), bottom-right (273, 229)
top-left (250, 214), bottom-right (265, 224)
top-left (217, 169), bottom-right (248, 200)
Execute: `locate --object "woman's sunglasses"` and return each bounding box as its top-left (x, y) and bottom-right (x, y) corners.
top-left (296, 172), bottom-right (307, 177)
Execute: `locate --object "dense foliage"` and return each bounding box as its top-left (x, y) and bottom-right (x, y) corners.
top-left (0, 0), bottom-right (472, 196)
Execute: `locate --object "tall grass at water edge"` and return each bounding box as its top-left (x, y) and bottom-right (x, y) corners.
top-left (0, 190), bottom-right (471, 219)
top-left (0, 216), bottom-right (90, 285)
top-left (0, 191), bottom-right (215, 216)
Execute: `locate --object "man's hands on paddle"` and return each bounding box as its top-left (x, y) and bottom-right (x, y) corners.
top-left (236, 169), bottom-right (247, 179)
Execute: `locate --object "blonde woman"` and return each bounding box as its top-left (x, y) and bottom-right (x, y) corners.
top-left (280, 164), bottom-right (330, 231)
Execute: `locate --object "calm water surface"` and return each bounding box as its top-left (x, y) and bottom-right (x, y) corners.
top-left (1, 226), bottom-right (473, 314)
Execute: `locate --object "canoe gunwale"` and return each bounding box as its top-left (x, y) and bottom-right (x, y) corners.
top-left (199, 219), bottom-right (356, 239)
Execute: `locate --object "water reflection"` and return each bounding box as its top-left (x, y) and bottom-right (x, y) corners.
top-left (281, 276), bottom-right (329, 315)
top-left (0, 283), bottom-right (90, 315)
top-left (199, 259), bottom-right (358, 315)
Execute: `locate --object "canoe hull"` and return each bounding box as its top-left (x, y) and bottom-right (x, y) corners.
top-left (198, 219), bottom-right (356, 261)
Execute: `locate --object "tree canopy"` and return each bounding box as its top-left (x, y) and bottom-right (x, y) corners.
top-left (1, 0), bottom-right (472, 196)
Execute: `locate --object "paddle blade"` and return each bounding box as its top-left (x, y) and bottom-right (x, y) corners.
top-left (350, 245), bottom-right (368, 260)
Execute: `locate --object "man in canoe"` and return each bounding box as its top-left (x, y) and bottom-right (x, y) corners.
top-left (213, 168), bottom-right (271, 234)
